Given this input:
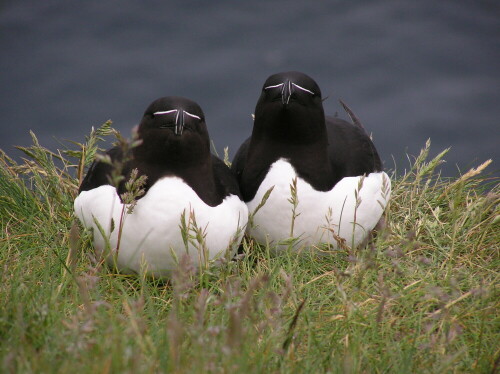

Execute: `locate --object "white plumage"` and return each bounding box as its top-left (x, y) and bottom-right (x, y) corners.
top-left (246, 159), bottom-right (390, 251)
top-left (74, 176), bottom-right (248, 277)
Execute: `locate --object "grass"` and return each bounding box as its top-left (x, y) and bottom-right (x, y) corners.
top-left (0, 125), bottom-right (498, 373)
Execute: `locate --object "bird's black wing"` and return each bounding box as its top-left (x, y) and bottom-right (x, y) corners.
top-left (230, 136), bottom-right (251, 184)
top-left (325, 116), bottom-right (382, 178)
top-left (78, 146), bottom-right (124, 193)
top-left (212, 154), bottom-right (242, 199)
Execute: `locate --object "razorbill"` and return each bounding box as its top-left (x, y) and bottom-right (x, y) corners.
top-left (74, 96), bottom-right (248, 277)
top-left (232, 71), bottom-right (391, 250)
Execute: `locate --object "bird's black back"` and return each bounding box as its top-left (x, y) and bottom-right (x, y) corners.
top-left (79, 146), bottom-right (124, 193)
top-left (79, 148), bottom-right (241, 206)
top-left (325, 115), bottom-right (382, 177)
top-left (232, 116), bottom-right (382, 202)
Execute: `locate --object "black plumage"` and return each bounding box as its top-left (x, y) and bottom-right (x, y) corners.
top-left (80, 96), bottom-right (241, 206)
top-left (232, 71), bottom-right (382, 202)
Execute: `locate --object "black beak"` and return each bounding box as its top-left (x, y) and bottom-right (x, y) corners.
top-left (281, 80), bottom-right (293, 105)
top-left (174, 110), bottom-right (184, 136)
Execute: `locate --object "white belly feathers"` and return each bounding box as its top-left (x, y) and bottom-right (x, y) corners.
top-left (74, 177), bottom-right (248, 277)
top-left (246, 159), bottom-right (391, 250)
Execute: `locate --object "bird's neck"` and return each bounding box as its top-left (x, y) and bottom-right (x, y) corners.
top-left (250, 137), bottom-right (331, 172)
top-left (131, 149), bottom-right (220, 202)
top-left (240, 137), bottom-right (335, 201)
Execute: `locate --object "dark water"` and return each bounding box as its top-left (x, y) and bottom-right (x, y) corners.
top-left (1, 1), bottom-right (499, 176)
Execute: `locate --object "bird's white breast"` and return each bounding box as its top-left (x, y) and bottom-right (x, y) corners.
top-left (74, 177), bottom-right (248, 277)
top-left (246, 159), bottom-right (391, 251)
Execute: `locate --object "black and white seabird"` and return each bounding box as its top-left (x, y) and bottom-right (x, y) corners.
top-left (232, 72), bottom-right (391, 250)
top-left (74, 96), bottom-right (248, 277)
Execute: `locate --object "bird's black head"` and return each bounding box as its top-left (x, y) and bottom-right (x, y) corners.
top-left (135, 96), bottom-right (210, 165)
top-left (253, 71), bottom-right (325, 144)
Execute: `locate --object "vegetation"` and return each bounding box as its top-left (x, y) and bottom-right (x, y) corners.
top-left (0, 124), bottom-right (498, 373)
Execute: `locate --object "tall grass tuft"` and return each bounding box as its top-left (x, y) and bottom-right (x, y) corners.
top-left (0, 127), bottom-right (498, 373)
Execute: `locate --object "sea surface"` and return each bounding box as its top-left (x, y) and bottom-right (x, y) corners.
top-left (1, 1), bottom-right (499, 176)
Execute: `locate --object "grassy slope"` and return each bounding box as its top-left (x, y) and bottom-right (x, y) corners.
top-left (0, 130), bottom-right (498, 373)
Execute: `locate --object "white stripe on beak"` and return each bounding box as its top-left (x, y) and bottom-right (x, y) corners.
top-left (264, 83), bottom-right (285, 90)
top-left (153, 109), bottom-right (178, 115)
top-left (184, 111), bottom-right (201, 120)
top-left (292, 83), bottom-right (315, 95)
